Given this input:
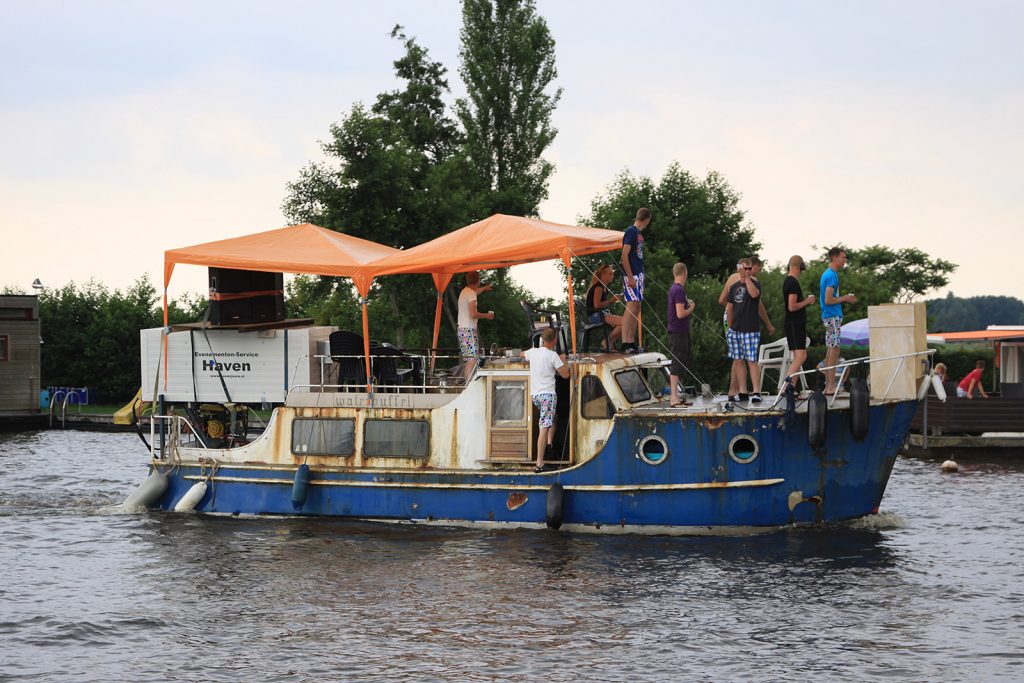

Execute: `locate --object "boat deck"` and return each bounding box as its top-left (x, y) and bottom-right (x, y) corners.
top-left (630, 392), bottom-right (851, 416)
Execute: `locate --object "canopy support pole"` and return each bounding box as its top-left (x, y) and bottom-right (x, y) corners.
top-left (162, 288), bottom-right (169, 389)
top-left (564, 256), bottom-right (577, 355)
top-left (430, 292), bottom-right (443, 375)
top-left (638, 308), bottom-right (643, 349)
top-left (360, 297), bottom-right (372, 397)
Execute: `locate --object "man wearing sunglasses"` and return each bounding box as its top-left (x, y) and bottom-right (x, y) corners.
top-left (726, 258), bottom-right (763, 403)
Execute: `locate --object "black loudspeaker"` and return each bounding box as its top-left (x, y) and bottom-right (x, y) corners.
top-left (208, 268), bottom-right (285, 325)
top-left (209, 298), bottom-right (252, 325)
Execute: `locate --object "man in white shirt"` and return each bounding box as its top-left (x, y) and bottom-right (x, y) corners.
top-left (524, 328), bottom-right (570, 471)
top-left (457, 271), bottom-right (495, 379)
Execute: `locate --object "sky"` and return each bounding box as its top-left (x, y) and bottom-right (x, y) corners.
top-left (2, 0), bottom-right (1022, 304)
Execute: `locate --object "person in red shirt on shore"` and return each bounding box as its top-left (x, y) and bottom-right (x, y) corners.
top-left (957, 360), bottom-right (989, 399)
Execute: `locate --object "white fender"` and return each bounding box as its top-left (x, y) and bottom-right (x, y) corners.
top-left (931, 374), bottom-right (947, 402)
top-left (918, 373), bottom-right (933, 401)
top-left (123, 469), bottom-right (169, 509)
top-left (173, 481), bottom-right (208, 512)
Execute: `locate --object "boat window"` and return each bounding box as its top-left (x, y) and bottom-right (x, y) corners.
top-left (364, 419), bottom-right (429, 458)
top-left (615, 369), bottom-right (652, 403)
top-left (491, 380), bottom-right (526, 425)
top-left (638, 435), bottom-right (669, 465)
top-left (292, 418), bottom-right (355, 456)
top-left (581, 375), bottom-right (615, 419)
top-left (728, 435), bottom-right (759, 464)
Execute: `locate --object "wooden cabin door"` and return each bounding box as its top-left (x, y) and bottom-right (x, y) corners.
top-left (487, 377), bottom-right (531, 462)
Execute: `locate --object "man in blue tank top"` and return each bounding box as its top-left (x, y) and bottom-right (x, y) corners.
top-left (820, 247), bottom-right (857, 394)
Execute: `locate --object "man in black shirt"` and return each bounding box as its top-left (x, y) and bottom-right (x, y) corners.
top-left (782, 255), bottom-right (816, 390)
top-left (726, 258), bottom-right (763, 403)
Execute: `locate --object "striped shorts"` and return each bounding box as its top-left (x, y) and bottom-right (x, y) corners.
top-left (727, 329), bottom-right (760, 362)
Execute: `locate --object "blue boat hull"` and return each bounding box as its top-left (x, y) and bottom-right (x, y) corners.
top-left (151, 401), bottom-right (916, 533)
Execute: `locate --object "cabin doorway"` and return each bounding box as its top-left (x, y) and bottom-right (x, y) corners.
top-left (530, 374), bottom-right (571, 464)
top-left (486, 377), bottom-right (531, 462)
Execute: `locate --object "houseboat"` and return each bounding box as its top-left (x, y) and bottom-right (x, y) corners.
top-left (127, 217), bottom-right (932, 534)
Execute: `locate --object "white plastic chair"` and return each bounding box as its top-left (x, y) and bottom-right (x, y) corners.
top-left (759, 337), bottom-right (809, 391)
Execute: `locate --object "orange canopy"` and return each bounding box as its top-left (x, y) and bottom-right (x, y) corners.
top-left (353, 214), bottom-right (624, 287)
top-left (932, 329), bottom-right (1024, 343)
top-left (164, 223), bottom-right (400, 296)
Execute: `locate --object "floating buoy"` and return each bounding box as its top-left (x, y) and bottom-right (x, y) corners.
top-left (849, 378), bottom-right (869, 441)
top-left (291, 464), bottom-right (311, 509)
top-left (931, 374), bottom-right (947, 402)
top-left (941, 459), bottom-right (959, 473)
top-left (173, 480), bottom-right (208, 512)
top-left (546, 482), bottom-right (564, 530)
top-left (123, 469), bottom-right (169, 509)
top-left (808, 390), bottom-right (827, 449)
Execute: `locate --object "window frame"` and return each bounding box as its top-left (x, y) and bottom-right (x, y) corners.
top-left (614, 369), bottom-right (652, 404)
top-left (291, 417), bottom-right (356, 457)
top-left (580, 374), bottom-right (615, 419)
top-left (363, 418), bottom-right (430, 459)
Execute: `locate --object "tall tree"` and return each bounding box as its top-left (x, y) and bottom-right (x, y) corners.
top-left (281, 27), bottom-right (471, 347)
top-left (580, 163), bottom-right (761, 281)
top-left (456, 0), bottom-right (562, 217)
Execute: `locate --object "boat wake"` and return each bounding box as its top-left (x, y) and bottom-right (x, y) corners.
top-left (97, 502), bottom-right (151, 515)
top-left (846, 510), bottom-right (905, 531)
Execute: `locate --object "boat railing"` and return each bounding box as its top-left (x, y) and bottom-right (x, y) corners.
top-left (149, 414), bottom-right (209, 460)
top-left (285, 352), bottom-right (479, 399)
top-left (779, 349), bottom-right (937, 406)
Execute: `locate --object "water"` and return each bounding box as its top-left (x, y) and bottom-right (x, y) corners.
top-left (1, 430), bottom-right (1022, 681)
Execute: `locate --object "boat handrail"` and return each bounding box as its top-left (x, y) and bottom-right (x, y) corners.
top-left (149, 413), bottom-right (209, 460)
top-left (779, 349), bottom-right (937, 406)
top-left (285, 352), bottom-right (472, 401)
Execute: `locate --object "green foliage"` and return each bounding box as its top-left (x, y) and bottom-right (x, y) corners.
top-left (456, 0), bottom-right (562, 216)
top-left (928, 293), bottom-right (1024, 332)
top-left (580, 163), bottom-right (761, 280)
top-left (36, 277), bottom-right (220, 402)
top-left (281, 5), bottom-right (564, 349)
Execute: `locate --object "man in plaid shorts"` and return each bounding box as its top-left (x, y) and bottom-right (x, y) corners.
top-left (820, 247), bottom-right (857, 395)
top-left (726, 258), bottom-right (764, 403)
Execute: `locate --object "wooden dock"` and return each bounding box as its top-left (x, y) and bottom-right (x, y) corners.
top-left (904, 432), bottom-right (1024, 459)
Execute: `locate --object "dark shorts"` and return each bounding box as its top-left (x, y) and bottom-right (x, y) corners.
top-left (785, 320), bottom-right (807, 351)
top-left (669, 330), bottom-right (691, 377)
top-left (588, 310), bottom-right (607, 326)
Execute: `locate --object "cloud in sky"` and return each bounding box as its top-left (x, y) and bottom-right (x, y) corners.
top-left (1, 0), bottom-right (1021, 304)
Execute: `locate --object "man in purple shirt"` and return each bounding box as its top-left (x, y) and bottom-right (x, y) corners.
top-left (667, 262), bottom-right (696, 407)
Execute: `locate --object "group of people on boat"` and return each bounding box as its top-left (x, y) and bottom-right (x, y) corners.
top-left (452, 207), bottom-right (989, 421)
top-left (584, 208), bottom-right (862, 407)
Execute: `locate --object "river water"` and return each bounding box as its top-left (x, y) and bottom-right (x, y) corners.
top-left (1, 429), bottom-right (1022, 682)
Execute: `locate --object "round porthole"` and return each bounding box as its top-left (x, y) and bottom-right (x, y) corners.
top-left (637, 435), bottom-right (669, 465)
top-left (728, 435), bottom-right (759, 464)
